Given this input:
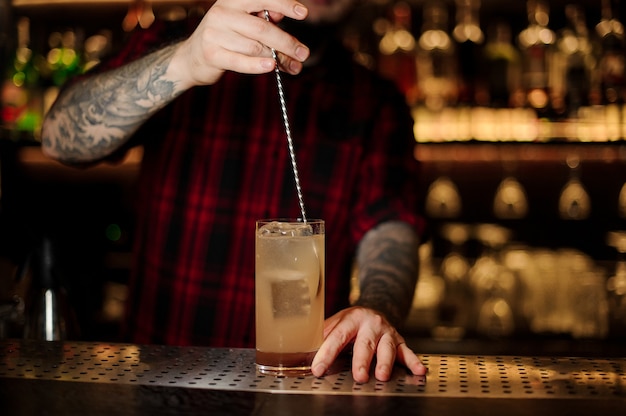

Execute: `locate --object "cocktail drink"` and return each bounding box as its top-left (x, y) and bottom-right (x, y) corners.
top-left (255, 219), bottom-right (325, 376)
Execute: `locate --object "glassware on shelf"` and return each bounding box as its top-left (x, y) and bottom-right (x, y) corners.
top-left (517, 249), bottom-right (560, 334)
top-left (493, 177), bottom-right (529, 219)
top-left (425, 176), bottom-right (462, 219)
top-left (405, 241), bottom-right (446, 332)
top-left (439, 223), bottom-right (472, 280)
top-left (493, 148), bottom-right (529, 219)
top-left (619, 182), bottom-right (626, 218)
top-left (558, 154), bottom-right (591, 220)
top-left (468, 224), bottom-right (517, 338)
top-left (437, 223), bottom-right (472, 337)
top-left (501, 244), bottom-right (535, 329)
top-left (122, 0), bottom-right (156, 32)
top-left (509, 246), bottom-right (607, 339)
top-left (606, 230), bottom-right (626, 338)
top-left (563, 248), bottom-right (608, 339)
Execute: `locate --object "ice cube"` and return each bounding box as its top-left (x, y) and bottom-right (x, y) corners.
top-left (259, 221), bottom-right (313, 237)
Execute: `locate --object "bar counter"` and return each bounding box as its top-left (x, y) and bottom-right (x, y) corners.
top-left (1, 339), bottom-right (625, 415)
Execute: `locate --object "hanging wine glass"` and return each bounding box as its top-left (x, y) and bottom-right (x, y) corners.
top-left (558, 154), bottom-right (591, 220)
top-left (619, 182), bottom-right (626, 218)
top-left (122, 0), bottom-right (155, 32)
top-left (494, 149), bottom-right (528, 220)
top-left (425, 176), bottom-right (462, 219)
top-left (494, 177), bottom-right (529, 219)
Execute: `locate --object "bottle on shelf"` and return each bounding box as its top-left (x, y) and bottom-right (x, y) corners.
top-left (553, 4), bottom-right (596, 119)
top-left (591, 0), bottom-right (626, 140)
top-left (0, 0), bottom-right (11, 76)
top-left (416, 1), bottom-right (458, 111)
top-left (517, 0), bottom-right (556, 118)
top-left (82, 30), bottom-right (112, 74)
top-left (41, 28), bottom-right (83, 118)
top-left (46, 29), bottom-right (82, 88)
top-left (452, 0), bottom-right (485, 107)
top-left (595, 0), bottom-right (626, 106)
top-left (376, 1), bottom-right (419, 105)
top-left (0, 17), bottom-right (43, 136)
top-left (23, 236), bottom-right (78, 341)
top-left (482, 21), bottom-right (523, 108)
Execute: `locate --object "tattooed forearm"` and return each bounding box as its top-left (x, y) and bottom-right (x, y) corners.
top-left (41, 43), bottom-right (183, 163)
top-left (354, 221), bottom-right (420, 328)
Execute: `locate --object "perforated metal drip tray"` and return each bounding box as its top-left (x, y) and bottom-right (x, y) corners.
top-left (1, 339), bottom-right (625, 400)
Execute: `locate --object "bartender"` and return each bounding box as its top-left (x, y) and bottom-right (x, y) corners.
top-left (40, 0), bottom-right (427, 383)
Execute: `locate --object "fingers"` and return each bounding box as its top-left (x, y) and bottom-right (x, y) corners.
top-left (311, 312), bottom-right (357, 378)
top-left (371, 334), bottom-right (397, 382)
top-left (350, 313), bottom-right (396, 383)
top-left (226, 8), bottom-right (308, 61)
top-left (351, 323), bottom-right (378, 383)
top-left (244, 0), bottom-right (309, 21)
top-left (355, 333), bottom-right (427, 382)
top-left (215, 0), bottom-right (310, 67)
top-left (312, 307), bottom-right (428, 383)
top-left (397, 342), bottom-right (428, 376)
top-left (173, 1), bottom-right (310, 87)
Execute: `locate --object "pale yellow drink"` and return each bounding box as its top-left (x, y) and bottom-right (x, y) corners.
top-left (255, 219), bottom-right (325, 376)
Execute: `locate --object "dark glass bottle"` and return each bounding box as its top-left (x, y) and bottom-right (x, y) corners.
top-left (0, 0), bottom-right (11, 79)
top-left (376, 1), bottom-right (418, 105)
top-left (483, 22), bottom-right (522, 108)
top-left (0, 17), bottom-right (43, 134)
top-left (417, 1), bottom-right (458, 111)
top-left (452, 0), bottom-right (485, 106)
top-left (518, 0), bottom-right (556, 118)
top-left (554, 4), bottom-right (595, 118)
top-left (595, 0), bottom-right (626, 105)
top-left (46, 29), bottom-right (82, 88)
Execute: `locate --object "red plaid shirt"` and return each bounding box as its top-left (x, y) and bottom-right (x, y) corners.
top-left (100, 18), bottom-right (423, 347)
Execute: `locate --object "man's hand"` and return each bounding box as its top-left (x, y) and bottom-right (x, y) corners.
top-left (170, 0), bottom-right (310, 89)
top-left (311, 306), bottom-right (427, 383)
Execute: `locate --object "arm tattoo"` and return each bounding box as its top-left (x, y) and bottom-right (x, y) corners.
top-left (354, 221), bottom-right (420, 328)
top-left (42, 43), bottom-right (182, 163)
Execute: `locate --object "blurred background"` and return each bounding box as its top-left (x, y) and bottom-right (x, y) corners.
top-left (0, 0), bottom-right (625, 357)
